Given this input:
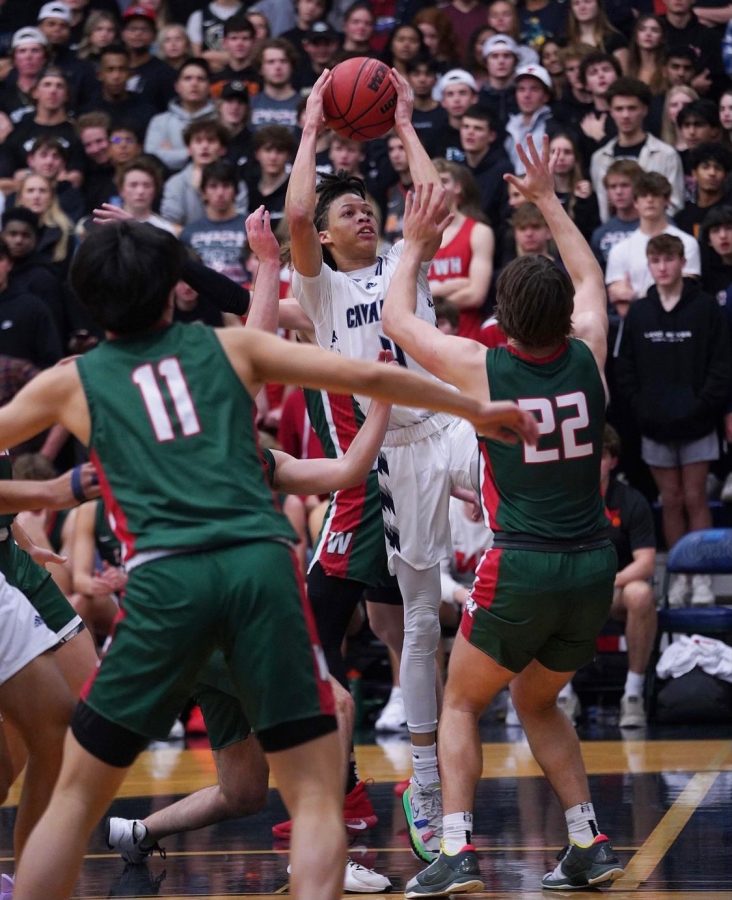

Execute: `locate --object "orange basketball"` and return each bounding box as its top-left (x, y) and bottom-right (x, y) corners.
top-left (322, 57), bottom-right (397, 141)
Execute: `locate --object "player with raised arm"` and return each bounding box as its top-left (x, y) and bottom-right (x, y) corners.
top-left (5, 215), bottom-right (535, 900)
top-left (381, 136), bottom-right (625, 895)
top-left (286, 65), bottom-right (489, 862)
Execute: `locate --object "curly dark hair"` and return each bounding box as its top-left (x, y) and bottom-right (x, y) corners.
top-left (314, 170), bottom-right (367, 232)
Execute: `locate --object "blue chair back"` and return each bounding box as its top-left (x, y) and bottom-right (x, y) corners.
top-left (666, 529), bottom-right (732, 575)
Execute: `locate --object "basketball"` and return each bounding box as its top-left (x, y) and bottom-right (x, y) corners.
top-left (322, 57), bottom-right (398, 141)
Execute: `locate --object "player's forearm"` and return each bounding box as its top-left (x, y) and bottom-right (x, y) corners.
top-left (246, 258), bottom-right (280, 333)
top-left (536, 192), bottom-right (605, 297)
top-left (285, 125), bottom-right (319, 221)
top-left (381, 242), bottom-right (423, 342)
top-left (0, 482), bottom-right (55, 514)
top-left (397, 120), bottom-right (441, 189)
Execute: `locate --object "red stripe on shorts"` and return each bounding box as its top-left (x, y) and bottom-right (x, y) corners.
top-left (460, 547), bottom-right (502, 642)
top-left (317, 481), bottom-right (366, 578)
top-left (289, 547), bottom-right (335, 717)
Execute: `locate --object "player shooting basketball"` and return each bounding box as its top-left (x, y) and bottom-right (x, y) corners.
top-left (285, 66), bottom-right (479, 863)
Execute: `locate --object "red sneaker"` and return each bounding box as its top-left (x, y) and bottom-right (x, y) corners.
top-left (271, 780), bottom-right (378, 839)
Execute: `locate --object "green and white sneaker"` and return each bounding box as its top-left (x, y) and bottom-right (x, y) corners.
top-left (542, 835), bottom-right (624, 890)
top-left (402, 779), bottom-right (442, 863)
top-left (404, 845), bottom-right (483, 897)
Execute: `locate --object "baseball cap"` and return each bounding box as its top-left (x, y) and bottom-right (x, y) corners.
top-left (482, 35), bottom-right (519, 59)
top-left (433, 68), bottom-right (478, 101)
top-left (515, 63), bottom-right (552, 92)
top-left (122, 5), bottom-right (157, 24)
top-left (220, 80), bottom-right (249, 101)
top-left (12, 27), bottom-right (48, 49)
top-left (305, 21), bottom-right (339, 42)
top-left (37, 2), bottom-right (72, 25)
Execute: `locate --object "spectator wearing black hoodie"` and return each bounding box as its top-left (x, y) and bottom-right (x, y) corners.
top-left (459, 105), bottom-right (511, 232)
top-left (616, 233), bottom-right (731, 604)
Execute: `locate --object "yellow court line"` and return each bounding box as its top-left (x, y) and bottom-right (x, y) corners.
top-left (612, 770), bottom-right (721, 890)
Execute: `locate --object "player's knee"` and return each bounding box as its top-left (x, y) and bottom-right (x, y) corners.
top-left (622, 580), bottom-right (655, 614)
top-left (404, 608), bottom-right (440, 647)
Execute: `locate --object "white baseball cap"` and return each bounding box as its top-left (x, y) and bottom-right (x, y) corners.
top-left (515, 63), bottom-right (552, 92)
top-left (12, 27), bottom-right (49, 49)
top-left (37, 2), bottom-right (73, 25)
top-left (434, 68), bottom-right (478, 101)
top-left (482, 35), bottom-right (519, 59)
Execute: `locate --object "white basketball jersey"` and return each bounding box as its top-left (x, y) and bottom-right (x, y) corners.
top-left (292, 241), bottom-right (448, 429)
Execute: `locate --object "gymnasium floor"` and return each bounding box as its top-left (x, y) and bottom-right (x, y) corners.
top-left (2, 710), bottom-right (731, 899)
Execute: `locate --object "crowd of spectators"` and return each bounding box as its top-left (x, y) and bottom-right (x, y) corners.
top-left (3, 0), bottom-right (732, 644)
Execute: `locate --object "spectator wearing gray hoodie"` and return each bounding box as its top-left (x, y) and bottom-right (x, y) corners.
top-left (144, 58), bottom-right (218, 172)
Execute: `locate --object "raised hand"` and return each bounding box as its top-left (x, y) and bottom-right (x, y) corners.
top-left (245, 206), bottom-right (279, 263)
top-left (389, 67), bottom-right (414, 130)
top-left (92, 203), bottom-right (134, 225)
top-left (503, 135), bottom-right (557, 205)
top-left (303, 68), bottom-right (332, 133)
top-left (403, 182), bottom-right (453, 249)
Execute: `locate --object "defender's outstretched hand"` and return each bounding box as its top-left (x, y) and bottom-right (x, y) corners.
top-left (503, 135), bottom-right (557, 205)
top-left (402, 183), bottom-right (453, 250)
top-left (92, 203), bottom-right (134, 225)
top-left (472, 401), bottom-right (539, 446)
top-left (245, 206), bottom-right (279, 263)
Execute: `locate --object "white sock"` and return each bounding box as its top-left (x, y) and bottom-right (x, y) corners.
top-left (442, 811), bottom-right (473, 854)
top-left (412, 741), bottom-right (439, 787)
top-left (624, 671), bottom-right (645, 698)
top-left (558, 682), bottom-right (575, 699)
top-left (565, 802), bottom-right (600, 847)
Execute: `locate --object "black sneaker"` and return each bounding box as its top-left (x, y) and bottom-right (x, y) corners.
top-left (542, 835), bottom-right (624, 890)
top-left (404, 846), bottom-right (484, 898)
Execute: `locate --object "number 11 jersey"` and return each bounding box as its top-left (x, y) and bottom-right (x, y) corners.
top-left (76, 322), bottom-right (295, 565)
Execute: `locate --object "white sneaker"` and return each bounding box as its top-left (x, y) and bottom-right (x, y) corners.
top-left (668, 574), bottom-right (689, 608)
top-left (402, 779), bottom-right (443, 862)
top-left (344, 858), bottom-right (392, 893)
top-left (504, 695), bottom-right (521, 727)
top-left (106, 817), bottom-right (165, 864)
top-left (619, 694), bottom-right (646, 728)
top-left (690, 574), bottom-right (715, 606)
top-left (288, 860), bottom-right (392, 893)
top-left (166, 718), bottom-right (185, 740)
top-left (721, 472), bottom-right (732, 502)
top-left (557, 686), bottom-right (581, 725)
top-left (374, 687), bottom-right (407, 732)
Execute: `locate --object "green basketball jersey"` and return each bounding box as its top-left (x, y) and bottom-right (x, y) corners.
top-left (0, 452), bottom-right (14, 530)
top-left (76, 322), bottom-right (295, 563)
top-left (481, 338), bottom-right (607, 540)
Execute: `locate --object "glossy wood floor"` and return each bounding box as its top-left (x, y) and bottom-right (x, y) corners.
top-left (2, 709), bottom-right (731, 899)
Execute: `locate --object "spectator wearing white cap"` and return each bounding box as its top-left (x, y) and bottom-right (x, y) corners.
top-left (37, 1), bottom-right (99, 112)
top-left (0, 28), bottom-right (50, 140)
top-left (504, 63), bottom-right (554, 173)
top-left (433, 68), bottom-right (478, 160)
top-left (479, 34), bottom-right (521, 126)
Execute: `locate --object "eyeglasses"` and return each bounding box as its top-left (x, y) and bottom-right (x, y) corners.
top-left (110, 135), bottom-right (137, 144)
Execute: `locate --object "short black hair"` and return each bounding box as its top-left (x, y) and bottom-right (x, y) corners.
top-left (99, 43), bottom-right (130, 63)
top-left (70, 221), bottom-right (185, 335)
top-left (677, 98), bottom-right (720, 129)
top-left (177, 57), bottom-right (212, 80)
top-left (701, 204), bottom-right (732, 236)
top-left (405, 53), bottom-right (440, 75)
top-left (606, 77), bottom-right (651, 108)
top-left (2, 206), bottom-right (40, 235)
top-left (666, 46), bottom-right (697, 67)
top-left (314, 170), bottom-right (367, 232)
top-left (223, 13), bottom-right (256, 36)
top-left (462, 104), bottom-right (500, 133)
top-left (201, 159), bottom-right (238, 191)
top-left (689, 141), bottom-right (732, 172)
top-left (579, 50), bottom-right (622, 87)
